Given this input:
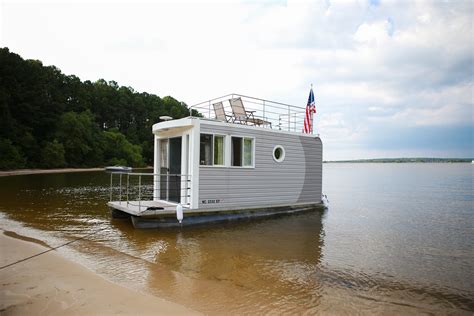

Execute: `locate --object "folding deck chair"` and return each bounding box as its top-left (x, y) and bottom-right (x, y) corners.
top-left (213, 102), bottom-right (233, 122)
top-left (229, 97), bottom-right (272, 128)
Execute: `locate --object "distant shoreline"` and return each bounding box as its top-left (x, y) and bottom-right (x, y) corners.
top-left (0, 168), bottom-right (104, 177)
top-left (324, 158), bottom-right (472, 163)
top-left (0, 167), bottom-right (155, 177)
top-left (1, 161), bottom-right (471, 177)
top-left (0, 167), bottom-right (154, 177)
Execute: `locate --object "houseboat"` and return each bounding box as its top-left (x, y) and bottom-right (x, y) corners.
top-left (108, 94), bottom-right (324, 228)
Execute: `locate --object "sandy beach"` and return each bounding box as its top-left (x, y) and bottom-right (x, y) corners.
top-left (0, 233), bottom-right (199, 315)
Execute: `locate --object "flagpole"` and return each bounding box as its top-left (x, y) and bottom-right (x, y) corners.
top-left (310, 84), bottom-right (314, 134)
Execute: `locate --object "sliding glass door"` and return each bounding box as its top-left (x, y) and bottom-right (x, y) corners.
top-left (159, 137), bottom-right (182, 203)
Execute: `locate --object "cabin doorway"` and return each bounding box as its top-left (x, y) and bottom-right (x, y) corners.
top-left (159, 137), bottom-right (182, 203)
top-left (168, 137), bottom-right (182, 202)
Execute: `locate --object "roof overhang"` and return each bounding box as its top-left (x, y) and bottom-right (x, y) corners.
top-left (152, 117), bottom-right (196, 134)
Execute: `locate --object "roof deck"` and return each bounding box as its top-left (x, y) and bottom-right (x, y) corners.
top-left (189, 93), bottom-right (315, 134)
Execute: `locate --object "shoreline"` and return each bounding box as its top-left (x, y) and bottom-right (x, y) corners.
top-left (0, 233), bottom-right (200, 315)
top-left (1, 162), bottom-right (469, 178)
top-left (0, 168), bottom-right (104, 177)
top-left (0, 167), bottom-right (154, 177)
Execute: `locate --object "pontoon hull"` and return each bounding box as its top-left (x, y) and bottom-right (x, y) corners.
top-left (110, 203), bottom-right (324, 229)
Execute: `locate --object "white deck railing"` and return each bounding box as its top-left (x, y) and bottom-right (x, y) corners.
top-left (189, 93), bottom-right (312, 134)
top-left (109, 172), bottom-right (191, 211)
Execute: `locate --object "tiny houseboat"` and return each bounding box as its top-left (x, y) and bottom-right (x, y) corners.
top-left (108, 94), bottom-right (323, 228)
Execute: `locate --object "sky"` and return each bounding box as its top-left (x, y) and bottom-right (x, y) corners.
top-left (1, 0), bottom-right (472, 160)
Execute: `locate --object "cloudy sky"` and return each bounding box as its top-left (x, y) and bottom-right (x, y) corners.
top-left (1, 0), bottom-right (472, 160)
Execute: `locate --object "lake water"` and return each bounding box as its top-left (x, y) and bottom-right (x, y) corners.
top-left (0, 163), bottom-right (472, 314)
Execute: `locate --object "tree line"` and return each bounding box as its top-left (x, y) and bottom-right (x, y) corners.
top-left (0, 48), bottom-right (199, 170)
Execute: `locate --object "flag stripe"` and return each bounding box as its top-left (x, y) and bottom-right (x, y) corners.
top-left (303, 88), bottom-right (316, 133)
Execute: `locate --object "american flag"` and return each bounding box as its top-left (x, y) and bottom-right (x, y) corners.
top-left (303, 87), bottom-right (316, 133)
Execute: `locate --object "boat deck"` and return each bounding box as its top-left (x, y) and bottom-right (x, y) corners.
top-left (107, 200), bottom-right (186, 217)
top-left (108, 199), bottom-right (324, 228)
top-left (109, 199), bottom-right (323, 217)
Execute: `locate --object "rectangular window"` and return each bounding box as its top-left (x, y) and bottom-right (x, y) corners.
top-left (231, 136), bottom-right (254, 167)
top-left (243, 138), bottom-right (253, 166)
top-left (214, 135), bottom-right (225, 166)
top-left (231, 137), bottom-right (242, 166)
top-left (160, 139), bottom-right (168, 168)
top-left (200, 134), bottom-right (226, 166)
top-left (200, 134), bottom-right (212, 165)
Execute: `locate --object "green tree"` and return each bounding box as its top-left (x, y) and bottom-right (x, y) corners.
top-left (103, 129), bottom-right (144, 167)
top-left (0, 47), bottom-right (196, 169)
top-left (0, 138), bottom-right (25, 169)
top-left (40, 140), bottom-right (66, 168)
top-left (56, 110), bottom-right (104, 167)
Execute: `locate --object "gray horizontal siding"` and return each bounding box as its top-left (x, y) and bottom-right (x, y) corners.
top-left (199, 123), bottom-right (322, 209)
top-left (297, 136), bottom-right (322, 203)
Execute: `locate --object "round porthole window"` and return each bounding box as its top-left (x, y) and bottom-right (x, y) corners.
top-left (273, 145), bottom-right (285, 163)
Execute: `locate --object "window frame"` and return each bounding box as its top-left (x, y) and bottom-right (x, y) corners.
top-left (200, 133), bottom-right (213, 166)
top-left (213, 134), bottom-right (226, 167)
top-left (199, 133), bottom-right (227, 167)
top-left (230, 135), bottom-right (255, 169)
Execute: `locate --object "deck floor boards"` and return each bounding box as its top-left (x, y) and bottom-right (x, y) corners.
top-left (107, 200), bottom-right (184, 216)
top-left (108, 199), bottom-right (323, 218)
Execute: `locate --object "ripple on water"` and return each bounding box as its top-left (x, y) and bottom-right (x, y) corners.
top-left (0, 167), bottom-right (473, 314)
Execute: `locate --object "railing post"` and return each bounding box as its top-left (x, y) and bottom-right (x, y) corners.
top-left (288, 105), bottom-right (291, 131)
top-left (119, 173), bottom-right (122, 204)
top-left (263, 100), bottom-right (266, 122)
top-left (208, 101), bottom-right (211, 118)
top-left (109, 173), bottom-right (113, 201)
top-left (166, 173), bottom-right (169, 201)
top-left (279, 115), bottom-right (281, 130)
top-left (138, 175), bottom-right (141, 212)
top-left (127, 173), bottom-right (129, 206)
top-left (179, 174), bottom-right (182, 204)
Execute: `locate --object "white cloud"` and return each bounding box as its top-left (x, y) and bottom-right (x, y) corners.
top-left (354, 20), bottom-right (392, 45)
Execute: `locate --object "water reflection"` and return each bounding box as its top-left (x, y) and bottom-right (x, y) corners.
top-left (136, 213), bottom-right (325, 313)
top-left (104, 211), bottom-right (326, 313)
top-left (0, 167), bottom-right (473, 314)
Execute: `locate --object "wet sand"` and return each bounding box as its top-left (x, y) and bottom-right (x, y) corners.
top-left (0, 168), bottom-right (104, 177)
top-left (0, 233), bottom-right (199, 315)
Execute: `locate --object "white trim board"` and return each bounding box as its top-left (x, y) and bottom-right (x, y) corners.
top-left (153, 117), bottom-right (320, 139)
